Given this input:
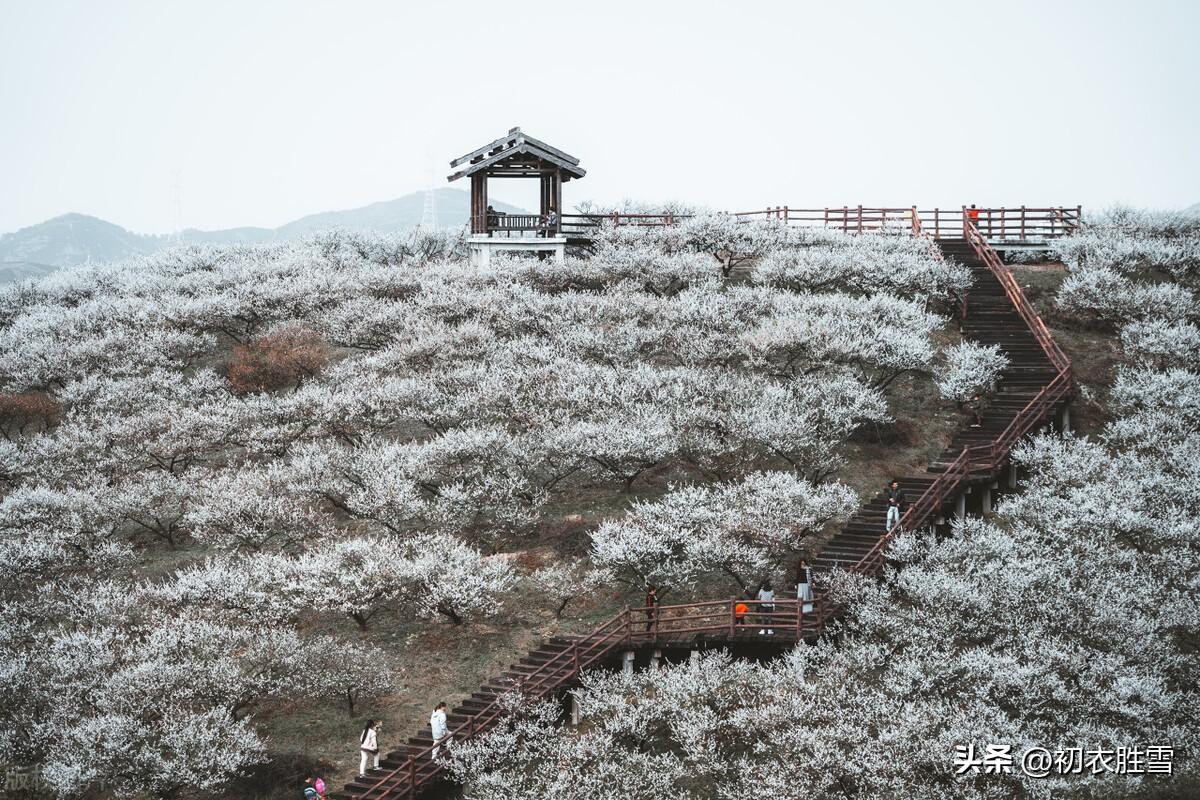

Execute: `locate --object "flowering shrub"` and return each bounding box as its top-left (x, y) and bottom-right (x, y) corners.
top-left (227, 324), bottom-right (328, 394)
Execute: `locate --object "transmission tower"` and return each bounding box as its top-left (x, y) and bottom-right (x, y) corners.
top-left (420, 163), bottom-right (439, 229)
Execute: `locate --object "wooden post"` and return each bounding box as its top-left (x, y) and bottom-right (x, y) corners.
top-left (824, 207), bottom-right (829, 226)
top-left (728, 597), bottom-right (735, 636)
top-left (842, 206), bottom-right (848, 231)
top-left (934, 207), bottom-right (940, 239)
top-left (1000, 207), bottom-right (1007, 240)
top-left (1021, 205), bottom-right (1026, 241)
top-left (857, 204), bottom-right (863, 233)
top-left (796, 598), bottom-right (803, 638)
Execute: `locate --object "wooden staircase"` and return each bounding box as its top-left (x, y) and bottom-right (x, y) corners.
top-left (336, 636), bottom-right (581, 799)
top-left (811, 236), bottom-right (1067, 574)
top-left (332, 228), bottom-right (1073, 800)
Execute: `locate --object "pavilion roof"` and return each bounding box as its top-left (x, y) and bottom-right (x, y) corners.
top-left (447, 127), bottom-right (586, 182)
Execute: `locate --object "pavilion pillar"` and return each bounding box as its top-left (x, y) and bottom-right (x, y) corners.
top-left (569, 692), bottom-right (581, 725)
top-left (553, 169), bottom-right (562, 218)
top-left (470, 174), bottom-right (488, 234)
top-left (1007, 461), bottom-right (1019, 490)
top-left (540, 174), bottom-right (552, 219)
top-left (622, 651), bottom-right (635, 675)
top-left (650, 649), bottom-right (662, 669)
top-left (955, 493), bottom-right (967, 520)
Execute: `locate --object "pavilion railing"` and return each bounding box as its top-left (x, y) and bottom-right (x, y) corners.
top-left (470, 213), bottom-right (558, 236)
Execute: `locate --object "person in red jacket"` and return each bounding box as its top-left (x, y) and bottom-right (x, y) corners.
top-left (644, 584), bottom-right (659, 632)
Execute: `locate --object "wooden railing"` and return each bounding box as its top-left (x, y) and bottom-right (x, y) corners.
top-left (471, 213), bottom-right (557, 236)
top-left (351, 214), bottom-right (1075, 799)
top-left (545, 206), bottom-right (1080, 242)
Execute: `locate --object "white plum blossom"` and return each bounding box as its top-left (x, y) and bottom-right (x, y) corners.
top-left (935, 341), bottom-right (1010, 402)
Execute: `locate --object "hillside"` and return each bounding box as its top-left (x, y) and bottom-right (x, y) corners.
top-left (0, 189), bottom-right (524, 276)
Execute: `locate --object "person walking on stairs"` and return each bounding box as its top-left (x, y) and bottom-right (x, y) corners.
top-left (756, 582), bottom-right (776, 634)
top-left (796, 559), bottom-right (814, 614)
top-left (430, 702), bottom-right (451, 759)
top-left (358, 719), bottom-right (380, 776)
top-left (644, 584), bottom-right (659, 633)
top-left (886, 480), bottom-right (907, 532)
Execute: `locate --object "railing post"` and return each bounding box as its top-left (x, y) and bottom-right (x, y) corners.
top-left (784, 205), bottom-right (790, 223)
top-left (857, 204), bottom-right (863, 234)
top-left (572, 641), bottom-right (579, 674)
top-left (1021, 205), bottom-right (1026, 241)
top-left (728, 597), bottom-right (735, 636)
top-left (408, 757), bottom-right (415, 793)
top-left (796, 597), bottom-right (803, 637)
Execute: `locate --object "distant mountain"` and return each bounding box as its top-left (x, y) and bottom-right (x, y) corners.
top-left (0, 189), bottom-right (525, 278)
top-left (0, 213), bottom-right (159, 270)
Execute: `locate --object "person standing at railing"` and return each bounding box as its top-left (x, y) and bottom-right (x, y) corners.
top-left (358, 719), bottom-right (380, 776)
top-left (756, 581), bottom-right (776, 635)
top-left (967, 204), bottom-right (980, 231)
top-left (540, 207), bottom-right (559, 238)
top-left (430, 702), bottom-right (451, 759)
top-left (734, 599), bottom-right (749, 627)
top-left (795, 559), bottom-right (814, 614)
top-left (886, 480), bottom-right (907, 532)
top-left (644, 584), bottom-right (659, 632)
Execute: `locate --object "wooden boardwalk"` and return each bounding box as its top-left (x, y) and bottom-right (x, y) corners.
top-left (333, 223), bottom-right (1074, 800)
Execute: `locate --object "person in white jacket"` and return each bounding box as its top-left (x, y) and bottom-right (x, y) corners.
top-left (359, 719), bottom-right (380, 776)
top-left (756, 582), bottom-right (776, 635)
top-left (430, 702), bottom-right (451, 759)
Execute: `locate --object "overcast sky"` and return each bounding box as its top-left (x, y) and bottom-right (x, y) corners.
top-left (1, 0), bottom-right (1197, 234)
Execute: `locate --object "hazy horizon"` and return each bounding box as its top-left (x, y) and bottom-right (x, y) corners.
top-left (2, 0), bottom-right (1198, 236)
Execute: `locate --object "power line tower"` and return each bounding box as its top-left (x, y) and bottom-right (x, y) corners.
top-left (419, 163), bottom-right (439, 229)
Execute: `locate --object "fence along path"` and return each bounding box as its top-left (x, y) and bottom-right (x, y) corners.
top-left (560, 205), bottom-right (1081, 241)
top-left (333, 214), bottom-right (1074, 800)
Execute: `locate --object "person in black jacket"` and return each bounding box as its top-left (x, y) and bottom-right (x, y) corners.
top-left (886, 480), bottom-right (906, 532)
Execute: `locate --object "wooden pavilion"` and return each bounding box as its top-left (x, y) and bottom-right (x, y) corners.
top-left (448, 127), bottom-right (585, 264)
